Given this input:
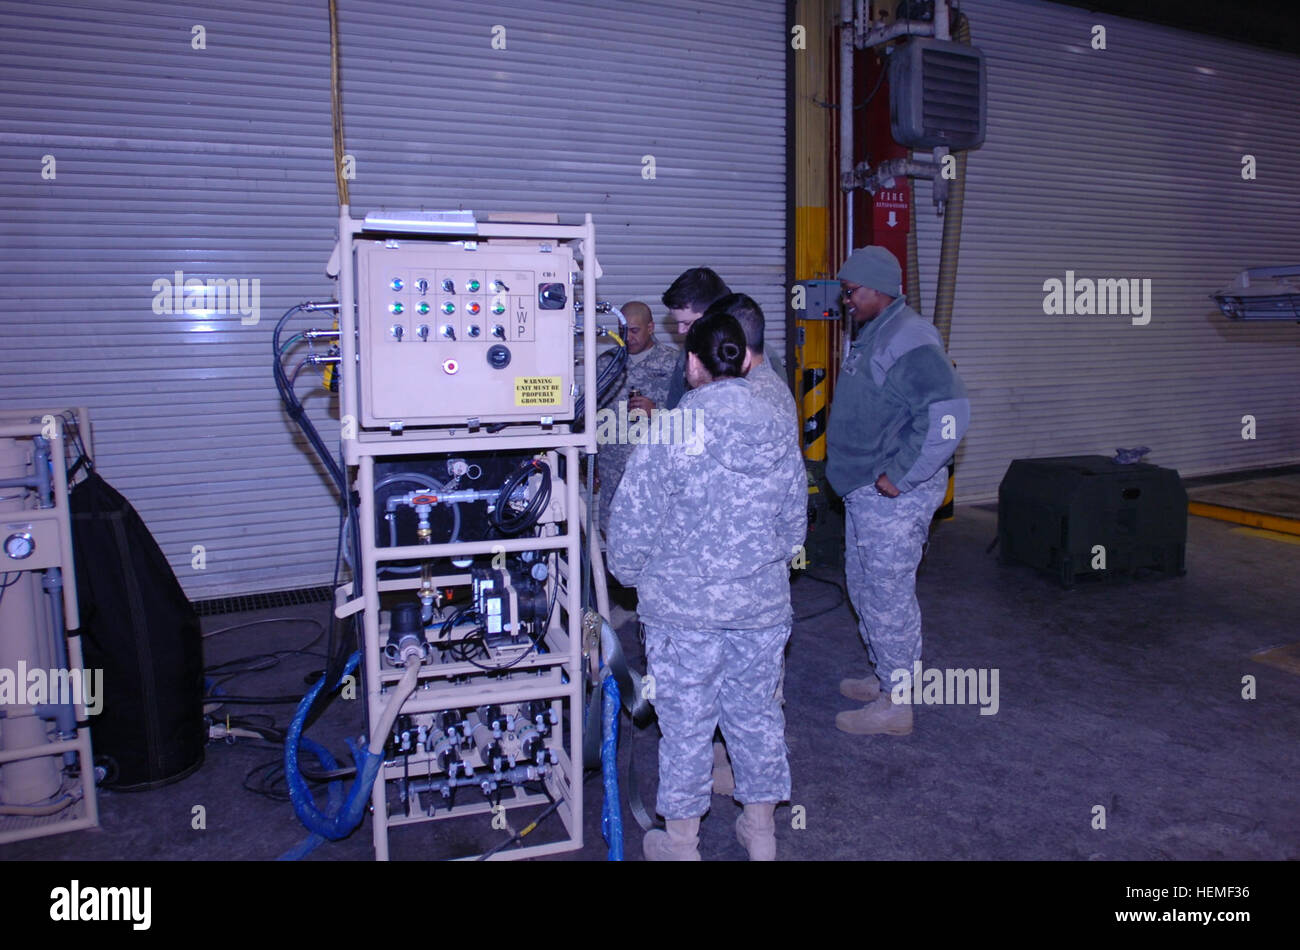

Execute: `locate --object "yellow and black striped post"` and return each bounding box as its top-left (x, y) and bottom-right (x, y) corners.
top-left (798, 318), bottom-right (830, 461)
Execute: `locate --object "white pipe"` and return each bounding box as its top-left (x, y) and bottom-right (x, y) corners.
top-left (579, 493), bottom-right (611, 622)
top-left (851, 157), bottom-right (939, 194)
top-left (840, 0), bottom-right (855, 249)
top-left (935, 0), bottom-right (951, 41)
top-left (859, 19), bottom-right (932, 49)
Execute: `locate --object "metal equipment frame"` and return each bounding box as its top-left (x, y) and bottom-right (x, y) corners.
top-left (0, 407), bottom-right (99, 845)
top-left (333, 208), bottom-right (598, 860)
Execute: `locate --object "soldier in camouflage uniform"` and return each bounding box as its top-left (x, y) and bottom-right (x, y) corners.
top-left (826, 247), bottom-right (970, 736)
top-left (662, 267), bottom-right (732, 410)
top-left (703, 293), bottom-right (798, 437)
top-left (597, 301), bottom-right (679, 538)
top-left (608, 311), bottom-right (807, 861)
top-left (698, 293), bottom-right (801, 797)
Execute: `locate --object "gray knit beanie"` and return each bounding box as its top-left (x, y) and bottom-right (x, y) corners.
top-left (836, 246), bottom-right (902, 297)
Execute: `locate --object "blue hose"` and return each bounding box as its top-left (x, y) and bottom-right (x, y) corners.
top-left (278, 735), bottom-right (346, 860)
top-left (600, 672), bottom-right (623, 861)
top-left (281, 651), bottom-right (385, 855)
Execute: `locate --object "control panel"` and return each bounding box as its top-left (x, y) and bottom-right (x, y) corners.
top-left (356, 241), bottom-right (575, 428)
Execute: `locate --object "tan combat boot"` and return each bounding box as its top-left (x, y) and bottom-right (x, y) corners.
top-left (735, 803), bottom-right (777, 861)
top-left (835, 694), bottom-right (913, 735)
top-left (642, 817), bottom-right (702, 861)
top-left (711, 740), bottom-right (735, 797)
top-left (839, 676), bottom-right (881, 703)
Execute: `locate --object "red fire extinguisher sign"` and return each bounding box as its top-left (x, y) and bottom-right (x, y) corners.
top-left (872, 183), bottom-right (911, 233)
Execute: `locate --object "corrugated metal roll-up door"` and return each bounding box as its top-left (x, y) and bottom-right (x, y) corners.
top-left (0, 0), bottom-right (787, 598)
top-left (911, 0), bottom-right (1300, 502)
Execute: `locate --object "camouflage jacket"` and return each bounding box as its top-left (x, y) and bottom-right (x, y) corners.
top-left (826, 297), bottom-right (969, 496)
top-left (613, 340), bottom-right (679, 410)
top-left (598, 340), bottom-right (681, 484)
top-left (608, 376), bottom-right (808, 630)
top-left (745, 355), bottom-right (798, 442)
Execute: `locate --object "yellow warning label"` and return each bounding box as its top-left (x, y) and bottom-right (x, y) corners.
top-left (515, 376), bottom-right (562, 406)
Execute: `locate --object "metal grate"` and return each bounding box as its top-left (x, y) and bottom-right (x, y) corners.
top-left (192, 585), bottom-right (334, 617)
top-left (921, 47), bottom-right (983, 143)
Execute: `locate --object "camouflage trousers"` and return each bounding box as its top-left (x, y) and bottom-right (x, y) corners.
top-left (596, 444), bottom-right (632, 539)
top-left (643, 621), bottom-right (792, 819)
top-left (843, 467), bottom-right (948, 692)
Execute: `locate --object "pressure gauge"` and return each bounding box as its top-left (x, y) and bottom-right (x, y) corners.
top-left (4, 532), bottom-right (35, 560)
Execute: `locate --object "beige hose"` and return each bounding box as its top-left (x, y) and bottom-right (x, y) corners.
top-left (931, 10), bottom-right (972, 348)
top-left (329, 0), bottom-right (350, 207)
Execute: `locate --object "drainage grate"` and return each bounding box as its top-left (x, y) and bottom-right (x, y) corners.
top-left (192, 585), bottom-right (334, 617)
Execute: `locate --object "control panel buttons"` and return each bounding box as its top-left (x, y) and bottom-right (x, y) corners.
top-left (441, 301), bottom-right (456, 315)
top-left (467, 324), bottom-right (481, 338)
top-left (466, 279), bottom-right (481, 293)
top-left (486, 344), bottom-right (511, 369)
top-left (414, 278), bottom-right (428, 293)
top-left (390, 278), bottom-right (404, 292)
top-left (389, 301), bottom-right (404, 315)
top-left (490, 279), bottom-right (510, 293)
top-left (440, 324), bottom-right (456, 340)
top-left (441, 278), bottom-right (456, 293)
top-left (416, 301), bottom-right (430, 315)
top-left (467, 301), bottom-right (481, 316)
top-left (390, 324), bottom-right (404, 341)
top-left (442, 358), bottom-right (460, 374)
top-left (491, 301), bottom-right (506, 315)
top-left (491, 324), bottom-right (505, 339)
top-left (417, 324), bottom-right (429, 341)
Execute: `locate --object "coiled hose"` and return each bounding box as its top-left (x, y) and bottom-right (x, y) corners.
top-left (280, 652), bottom-right (420, 859)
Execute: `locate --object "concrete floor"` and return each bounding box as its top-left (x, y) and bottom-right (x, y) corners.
top-left (1188, 473), bottom-right (1300, 520)
top-left (3, 504), bottom-right (1297, 861)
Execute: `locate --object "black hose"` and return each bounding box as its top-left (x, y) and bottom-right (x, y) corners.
top-left (490, 460), bottom-right (551, 535)
top-left (272, 304), bottom-right (359, 717)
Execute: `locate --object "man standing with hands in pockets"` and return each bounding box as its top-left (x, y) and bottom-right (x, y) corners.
top-left (827, 246), bottom-right (970, 737)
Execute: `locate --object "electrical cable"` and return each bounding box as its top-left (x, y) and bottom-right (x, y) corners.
top-left (575, 331), bottom-right (629, 425)
top-left (489, 459), bottom-right (551, 535)
top-left (57, 409), bottom-right (91, 478)
top-left (855, 59), bottom-right (888, 111)
top-left (476, 795), bottom-right (565, 860)
top-left (0, 571), bottom-right (22, 609)
top-left (202, 617), bottom-right (325, 641)
top-left (273, 302), bottom-right (363, 714)
top-left (204, 629), bottom-right (326, 685)
top-left (273, 304), bottom-right (345, 495)
top-left (793, 572), bottom-right (847, 622)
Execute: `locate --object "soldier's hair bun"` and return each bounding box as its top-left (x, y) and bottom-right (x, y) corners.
top-left (685, 311), bottom-right (747, 381)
